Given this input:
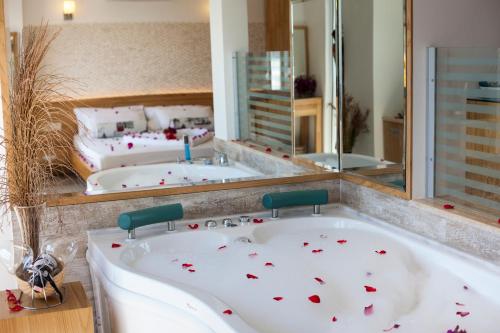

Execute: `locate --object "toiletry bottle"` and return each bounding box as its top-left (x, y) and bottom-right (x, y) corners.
top-left (184, 135), bottom-right (191, 162)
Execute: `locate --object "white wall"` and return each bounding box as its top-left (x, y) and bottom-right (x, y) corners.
top-left (412, 0), bottom-right (500, 198)
top-left (343, 0), bottom-right (374, 155)
top-left (373, 0), bottom-right (404, 159)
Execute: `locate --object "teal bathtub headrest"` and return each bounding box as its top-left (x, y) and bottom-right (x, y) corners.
top-left (262, 190), bottom-right (329, 209)
top-left (118, 203), bottom-right (184, 231)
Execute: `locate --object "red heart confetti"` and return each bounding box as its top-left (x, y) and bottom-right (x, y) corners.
top-left (443, 204), bottom-right (455, 210)
top-left (383, 324), bottom-right (401, 331)
top-left (314, 277), bottom-right (325, 285)
top-left (246, 274), bottom-right (259, 279)
top-left (127, 142), bottom-right (134, 149)
top-left (455, 302), bottom-right (465, 306)
top-left (332, 316), bottom-right (337, 322)
top-left (159, 181), bottom-right (165, 186)
top-left (364, 304), bottom-right (374, 316)
top-left (182, 263), bottom-right (193, 269)
top-left (265, 147), bottom-right (272, 153)
top-left (111, 243), bottom-right (122, 248)
top-left (218, 245), bottom-right (227, 250)
top-left (223, 309), bottom-right (233, 315)
top-left (303, 242), bottom-right (310, 247)
top-left (265, 262), bottom-right (274, 267)
top-left (188, 269), bottom-right (196, 273)
top-left (308, 295), bottom-right (321, 303)
top-left (273, 297), bottom-right (283, 301)
top-left (248, 252), bottom-right (258, 258)
top-left (253, 218), bottom-right (264, 224)
top-left (312, 249), bottom-right (323, 253)
top-left (337, 240), bottom-right (347, 244)
top-left (188, 224), bottom-right (199, 230)
top-left (282, 154), bottom-right (290, 159)
top-left (375, 250), bottom-right (387, 255)
top-left (456, 311), bottom-right (470, 317)
top-left (364, 285), bottom-right (377, 293)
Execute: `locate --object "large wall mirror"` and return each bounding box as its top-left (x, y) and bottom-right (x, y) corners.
top-left (1, 0), bottom-right (332, 206)
top-left (291, 0), bottom-right (412, 197)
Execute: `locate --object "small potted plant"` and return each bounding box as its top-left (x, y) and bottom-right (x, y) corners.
top-left (294, 75), bottom-right (317, 98)
top-left (0, 24), bottom-right (78, 305)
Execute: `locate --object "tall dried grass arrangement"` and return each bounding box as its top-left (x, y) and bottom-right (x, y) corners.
top-left (0, 24), bottom-right (77, 257)
top-left (342, 94), bottom-right (370, 153)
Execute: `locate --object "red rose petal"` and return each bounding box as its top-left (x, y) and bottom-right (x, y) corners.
top-left (127, 142), bottom-right (134, 149)
top-left (188, 269), bottom-right (196, 273)
top-left (456, 311), bottom-right (470, 317)
top-left (443, 204), bottom-right (455, 210)
top-left (159, 181), bottom-right (165, 186)
top-left (332, 316), bottom-right (337, 322)
top-left (246, 274), bottom-right (258, 279)
top-left (265, 262), bottom-right (274, 267)
top-left (303, 242), bottom-right (310, 247)
top-left (111, 243), bottom-right (122, 248)
top-left (282, 154), bottom-right (290, 159)
top-left (383, 324), bottom-right (401, 331)
top-left (364, 304), bottom-right (374, 316)
top-left (188, 224), bottom-right (199, 230)
top-left (312, 249), bottom-right (323, 253)
top-left (182, 263), bottom-right (193, 269)
top-left (218, 245), bottom-right (227, 250)
top-left (223, 309), bottom-right (233, 315)
top-left (265, 147), bottom-right (272, 153)
top-left (9, 305), bottom-right (23, 312)
top-left (308, 295), bottom-right (321, 303)
top-left (364, 285), bottom-right (377, 293)
top-left (253, 218), bottom-right (264, 224)
top-left (337, 240), bottom-right (347, 244)
top-left (375, 250), bottom-right (387, 255)
top-left (314, 277), bottom-right (325, 285)
top-left (497, 218), bottom-right (500, 224)
top-left (273, 297), bottom-right (283, 301)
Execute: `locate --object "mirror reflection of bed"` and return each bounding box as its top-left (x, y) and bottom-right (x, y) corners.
top-left (11, 0), bottom-right (311, 197)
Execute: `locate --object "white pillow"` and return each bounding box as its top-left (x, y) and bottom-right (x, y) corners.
top-left (145, 105), bottom-right (213, 131)
top-left (75, 105), bottom-right (147, 139)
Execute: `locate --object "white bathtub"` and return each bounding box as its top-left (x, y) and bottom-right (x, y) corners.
top-left (302, 153), bottom-right (394, 169)
top-left (86, 162), bottom-right (263, 195)
top-left (87, 206), bottom-right (500, 333)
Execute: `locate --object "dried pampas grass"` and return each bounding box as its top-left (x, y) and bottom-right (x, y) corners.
top-left (0, 23), bottom-right (77, 256)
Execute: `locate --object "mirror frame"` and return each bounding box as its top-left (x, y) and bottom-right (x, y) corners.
top-left (0, 0), bottom-right (412, 206)
top-left (336, 0), bottom-right (413, 200)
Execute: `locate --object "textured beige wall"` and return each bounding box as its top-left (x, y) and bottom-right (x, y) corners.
top-left (40, 22), bottom-right (265, 98)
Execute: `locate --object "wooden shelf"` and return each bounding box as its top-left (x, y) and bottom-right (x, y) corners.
top-left (0, 282), bottom-right (93, 333)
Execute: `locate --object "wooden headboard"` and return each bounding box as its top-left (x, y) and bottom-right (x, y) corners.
top-left (50, 91), bottom-right (213, 178)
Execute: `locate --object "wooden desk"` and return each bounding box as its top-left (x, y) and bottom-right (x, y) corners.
top-left (0, 282), bottom-right (93, 333)
top-left (294, 97), bottom-right (323, 153)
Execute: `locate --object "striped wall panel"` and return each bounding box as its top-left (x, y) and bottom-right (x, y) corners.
top-left (434, 48), bottom-right (500, 215)
top-left (235, 52), bottom-right (292, 152)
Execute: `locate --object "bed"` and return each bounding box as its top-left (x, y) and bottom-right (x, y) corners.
top-left (51, 91), bottom-right (214, 180)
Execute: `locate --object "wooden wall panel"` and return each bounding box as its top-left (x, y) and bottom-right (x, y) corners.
top-left (265, 0), bottom-right (291, 51)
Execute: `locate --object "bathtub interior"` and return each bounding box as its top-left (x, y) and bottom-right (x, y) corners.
top-left (88, 206), bottom-right (500, 333)
top-left (86, 161), bottom-right (264, 194)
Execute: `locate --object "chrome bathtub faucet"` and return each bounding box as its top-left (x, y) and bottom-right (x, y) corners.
top-left (215, 151), bottom-right (229, 167)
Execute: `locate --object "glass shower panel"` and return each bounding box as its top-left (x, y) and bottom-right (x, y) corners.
top-left (434, 47), bottom-right (500, 215)
top-left (235, 51), bottom-right (293, 154)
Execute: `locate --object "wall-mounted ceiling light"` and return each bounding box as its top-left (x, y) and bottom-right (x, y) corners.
top-left (63, 1), bottom-right (75, 21)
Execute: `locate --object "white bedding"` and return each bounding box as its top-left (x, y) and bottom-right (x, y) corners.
top-left (74, 134), bottom-right (214, 171)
